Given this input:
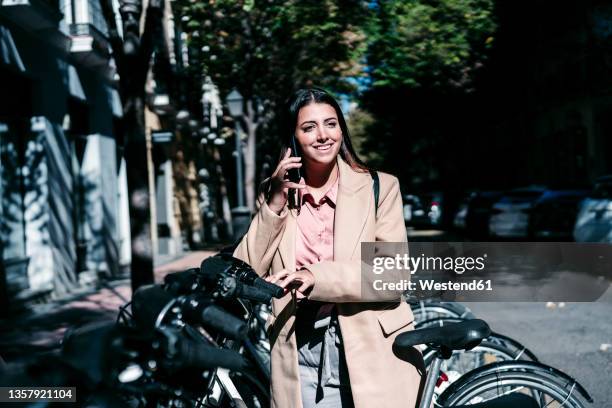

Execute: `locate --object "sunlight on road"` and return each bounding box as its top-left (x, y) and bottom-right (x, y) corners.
top-left (406, 229), bottom-right (446, 237)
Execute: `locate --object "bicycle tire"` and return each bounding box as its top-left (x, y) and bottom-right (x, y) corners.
top-left (438, 361), bottom-right (592, 407)
top-left (423, 340), bottom-right (533, 399)
top-left (423, 340), bottom-right (521, 368)
top-left (410, 301), bottom-right (475, 323)
top-left (230, 368), bottom-right (270, 408)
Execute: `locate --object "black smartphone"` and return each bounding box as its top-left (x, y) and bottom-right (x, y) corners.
top-left (287, 135), bottom-right (302, 209)
top-left (287, 135), bottom-right (302, 183)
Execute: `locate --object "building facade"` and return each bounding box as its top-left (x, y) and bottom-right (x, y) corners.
top-left (0, 0), bottom-right (130, 310)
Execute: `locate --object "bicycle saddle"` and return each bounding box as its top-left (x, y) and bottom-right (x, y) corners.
top-left (394, 319), bottom-right (491, 353)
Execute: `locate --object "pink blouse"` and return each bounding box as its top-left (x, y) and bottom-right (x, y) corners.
top-left (295, 176), bottom-right (339, 269)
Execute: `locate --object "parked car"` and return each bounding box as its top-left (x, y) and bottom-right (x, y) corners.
top-left (528, 190), bottom-right (589, 240)
top-left (489, 188), bottom-right (546, 238)
top-left (420, 192), bottom-right (444, 227)
top-left (403, 194), bottom-right (429, 227)
top-left (453, 199), bottom-right (469, 230)
top-left (574, 176), bottom-right (612, 242)
top-left (455, 191), bottom-right (505, 238)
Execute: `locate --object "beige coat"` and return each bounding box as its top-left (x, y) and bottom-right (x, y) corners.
top-left (234, 157), bottom-right (422, 408)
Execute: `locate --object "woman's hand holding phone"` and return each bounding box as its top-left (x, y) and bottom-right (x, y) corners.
top-left (267, 148), bottom-right (305, 215)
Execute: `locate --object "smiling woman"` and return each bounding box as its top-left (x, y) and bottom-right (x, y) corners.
top-left (233, 88), bottom-right (423, 408)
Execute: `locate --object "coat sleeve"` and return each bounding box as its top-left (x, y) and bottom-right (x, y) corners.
top-left (305, 175), bottom-right (409, 302)
top-left (232, 180), bottom-right (288, 277)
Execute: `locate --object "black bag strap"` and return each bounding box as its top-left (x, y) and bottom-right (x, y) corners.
top-left (369, 169), bottom-right (379, 218)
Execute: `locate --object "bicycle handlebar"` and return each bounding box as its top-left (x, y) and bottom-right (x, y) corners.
top-left (132, 285), bottom-right (248, 340)
top-left (172, 338), bottom-right (246, 372)
top-left (201, 255), bottom-right (284, 299)
top-left (186, 301), bottom-right (248, 340)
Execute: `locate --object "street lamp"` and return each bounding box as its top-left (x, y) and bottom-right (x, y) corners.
top-left (225, 89), bottom-right (250, 239)
top-left (226, 90), bottom-right (245, 208)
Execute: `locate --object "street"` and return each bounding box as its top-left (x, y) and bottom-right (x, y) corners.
top-left (409, 228), bottom-right (612, 406)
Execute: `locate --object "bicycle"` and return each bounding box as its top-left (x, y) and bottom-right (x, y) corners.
top-left (0, 254), bottom-right (280, 408)
top-left (416, 317), bottom-right (539, 396)
top-left (394, 319), bottom-right (593, 407)
top-left (410, 300), bottom-right (475, 323)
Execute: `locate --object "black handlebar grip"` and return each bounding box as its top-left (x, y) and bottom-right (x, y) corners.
top-left (176, 340), bottom-right (246, 371)
top-left (253, 278), bottom-right (285, 298)
top-left (235, 282), bottom-right (273, 303)
top-left (199, 305), bottom-right (248, 340)
top-left (201, 254), bottom-right (284, 298)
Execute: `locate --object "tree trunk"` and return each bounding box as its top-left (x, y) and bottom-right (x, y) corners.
top-left (98, 0), bottom-right (164, 291)
top-left (212, 146), bottom-right (233, 238)
top-left (244, 99), bottom-right (258, 213)
top-left (123, 94), bottom-right (155, 291)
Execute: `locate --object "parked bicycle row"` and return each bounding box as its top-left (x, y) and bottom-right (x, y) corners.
top-left (404, 175), bottom-right (612, 241)
top-left (0, 254), bottom-right (594, 407)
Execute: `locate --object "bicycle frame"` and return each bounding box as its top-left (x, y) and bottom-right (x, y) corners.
top-left (419, 353), bottom-right (444, 408)
top-left (206, 368), bottom-right (248, 407)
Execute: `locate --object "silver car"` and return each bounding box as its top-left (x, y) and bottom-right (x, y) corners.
top-left (574, 176), bottom-right (612, 242)
top-left (488, 188), bottom-right (546, 238)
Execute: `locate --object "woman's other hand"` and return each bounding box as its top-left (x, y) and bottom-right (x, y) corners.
top-left (267, 148), bottom-right (305, 214)
top-left (265, 268), bottom-right (315, 300)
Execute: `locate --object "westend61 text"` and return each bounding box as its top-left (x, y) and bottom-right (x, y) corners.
top-left (373, 279), bottom-right (493, 292)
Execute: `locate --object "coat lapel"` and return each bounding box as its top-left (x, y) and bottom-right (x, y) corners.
top-left (334, 158), bottom-right (373, 261)
top-left (277, 157), bottom-right (373, 268)
top-left (278, 208), bottom-right (297, 270)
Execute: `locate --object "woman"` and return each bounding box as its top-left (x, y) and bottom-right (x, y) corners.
top-left (233, 88), bottom-right (422, 408)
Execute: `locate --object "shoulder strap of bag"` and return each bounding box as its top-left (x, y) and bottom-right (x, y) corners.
top-left (369, 169), bottom-right (379, 217)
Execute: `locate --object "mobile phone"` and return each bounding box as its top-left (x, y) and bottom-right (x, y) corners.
top-left (287, 135), bottom-right (302, 183)
top-left (287, 135), bottom-right (302, 210)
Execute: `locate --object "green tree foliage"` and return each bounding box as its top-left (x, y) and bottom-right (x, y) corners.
top-left (174, 0), bottom-right (369, 114)
top-left (360, 0), bottom-right (496, 191)
top-left (368, 0), bottom-right (496, 90)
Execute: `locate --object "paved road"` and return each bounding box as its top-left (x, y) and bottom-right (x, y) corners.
top-left (409, 228), bottom-right (612, 406)
top-left (466, 294), bottom-right (612, 407)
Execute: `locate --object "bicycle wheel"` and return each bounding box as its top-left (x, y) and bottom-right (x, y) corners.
top-left (424, 340), bottom-right (534, 398)
top-left (230, 368), bottom-right (269, 408)
top-left (438, 361), bottom-right (592, 407)
top-left (410, 301), bottom-right (475, 324)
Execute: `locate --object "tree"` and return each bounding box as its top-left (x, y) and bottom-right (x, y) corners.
top-left (368, 0), bottom-right (496, 90)
top-left (173, 0), bottom-right (370, 212)
top-left (100, 0), bottom-right (168, 290)
top-left (359, 0), bottom-right (496, 190)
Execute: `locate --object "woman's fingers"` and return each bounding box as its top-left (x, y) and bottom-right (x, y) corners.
top-left (278, 273), bottom-right (298, 289)
top-left (278, 270), bottom-right (314, 289)
top-left (266, 269), bottom-right (290, 284)
top-left (281, 156), bottom-right (302, 163)
top-left (282, 161), bottom-right (303, 168)
top-left (283, 181), bottom-right (306, 189)
top-left (271, 157), bottom-right (301, 180)
top-left (297, 280), bottom-right (313, 294)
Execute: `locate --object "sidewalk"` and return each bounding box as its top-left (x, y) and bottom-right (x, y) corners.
top-left (0, 250), bottom-right (218, 362)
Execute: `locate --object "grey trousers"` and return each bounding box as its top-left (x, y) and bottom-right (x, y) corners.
top-left (296, 304), bottom-right (354, 408)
